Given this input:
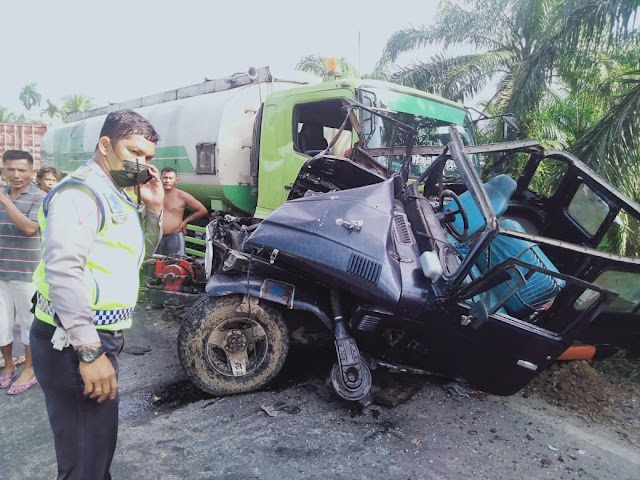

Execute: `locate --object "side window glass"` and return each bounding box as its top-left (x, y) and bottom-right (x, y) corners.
top-left (567, 183), bottom-right (609, 236)
top-left (598, 210), bottom-right (640, 257)
top-left (195, 142), bottom-right (216, 174)
top-left (529, 158), bottom-right (568, 198)
top-left (575, 270), bottom-right (640, 313)
top-left (293, 99), bottom-right (350, 157)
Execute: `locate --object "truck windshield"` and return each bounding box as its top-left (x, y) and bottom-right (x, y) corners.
top-left (358, 87), bottom-right (477, 177)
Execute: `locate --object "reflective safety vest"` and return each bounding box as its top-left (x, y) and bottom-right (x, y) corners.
top-left (33, 162), bottom-right (145, 332)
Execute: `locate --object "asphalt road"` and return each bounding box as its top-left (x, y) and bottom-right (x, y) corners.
top-left (1, 305), bottom-right (639, 480)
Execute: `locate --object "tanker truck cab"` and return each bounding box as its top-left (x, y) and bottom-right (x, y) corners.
top-left (252, 78), bottom-right (476, 219)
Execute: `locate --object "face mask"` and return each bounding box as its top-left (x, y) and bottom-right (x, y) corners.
top-left (109, 159), bottom-right (152, 188)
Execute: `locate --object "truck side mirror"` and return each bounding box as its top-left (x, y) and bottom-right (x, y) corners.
top-left (503, 115), bottom-right (519, 141)
top-left (359, 90), bottom-right (377, 138)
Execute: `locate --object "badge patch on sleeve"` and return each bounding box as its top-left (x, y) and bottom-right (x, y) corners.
top-left (111, 214), bottom-right (129, 224)
top-left (104, 193), bottom-right (125, 214)
top-left (71, 165), bottom-right (92, 180)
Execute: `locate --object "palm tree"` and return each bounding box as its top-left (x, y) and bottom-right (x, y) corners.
top-left (526, 42), bottom-right (636, 149)
top-left (296, 54), bottom-right (360, 79)
top-left (0, 106), bottom-right (16, 122)
top-left (571, 70), bottom-right (640, 181)
top-left (19, 83), bottom-right (42, 111)
top-left (41, 99), bottom-right (60, 121)
top-left (59, 94), bottom-right (94, 120)
top-left (378, 0), bottom-right (640, 135)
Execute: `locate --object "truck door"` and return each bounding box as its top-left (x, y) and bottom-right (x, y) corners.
top-left (516, 153), bottom-right (640, 350)
top-left (255, 88), bottom-right (354, 219)
top-left (445, 257), bottom-right (618, 395)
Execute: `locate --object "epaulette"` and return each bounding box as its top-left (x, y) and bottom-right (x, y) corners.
top-left (70, 165), bottom-right (94, 180)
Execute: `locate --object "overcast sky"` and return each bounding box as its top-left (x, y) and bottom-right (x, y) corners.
top-left (1, 0), bottom-right (457, 117)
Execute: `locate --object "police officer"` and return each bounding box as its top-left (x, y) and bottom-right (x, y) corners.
top-left (30, 110), bottom-right (164, 479)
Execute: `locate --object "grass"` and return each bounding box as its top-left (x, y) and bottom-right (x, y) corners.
top-left (594, 349), bottom-right (640, 395)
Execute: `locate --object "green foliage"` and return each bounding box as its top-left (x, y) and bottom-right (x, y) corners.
top-left (295, 54), bottom-right (360, 79)
top-left (572, 70), bottom-right (640, 183)
top-left (598, 208), bottom-right (640, 257)
top-left (378, 0), bottom-right (640, 256)
top-left (379, 0), bottom-right (640, 138)
top-left (59, 94), bottom-right (94, 120)
top-left (0, 106), bottom-right (16, 122)
top-left (595, 350), bottom-right (640, 391)
top-left (18, 83), bottom-right (42, 111)
top-left (41, 99), bottom-right (60, 121)
top-left (527, 158), bottom-right (568, 197)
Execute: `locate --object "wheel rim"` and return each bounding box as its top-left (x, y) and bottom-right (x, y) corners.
top-left (205, 316), bottom-right (269, 377)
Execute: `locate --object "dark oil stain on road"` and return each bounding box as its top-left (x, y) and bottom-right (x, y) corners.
top-left (120, 345), bottom-right (335, 420)
top-left (265, 345), bottom-right (336, 392)
top-left (120, 380), bottom-right (213, 420)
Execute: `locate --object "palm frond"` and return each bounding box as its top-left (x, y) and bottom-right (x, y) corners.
top-left (295, 54), bottom-right (359, 79)
top-left (376, 26), bottom-right (435, 71)
top-left (502, 52), bottom-right (549, 119)
top-left (551, 0), bottom-right (640, 67)
top-left (441, 50), bottom-right (513, 100)
top-left (376, 0), bottom-right (514, 72)
top-left (427, 0), bottom-right (514, 51)
top-left (295, 54), bottom-right (329, 78)
top-left (0, 106), bottom-right (16, 122)
top-left (390, 54), bottom-right (477, 97)
top-left (571, 70), bottom-right (640, 181)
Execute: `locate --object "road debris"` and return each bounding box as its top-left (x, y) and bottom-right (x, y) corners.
top-left (444, 382), bottom-right (470, 399)
top-left (261, 404), bottom-right (278, 417)
top-left (123, 346), bottom-right (152, 356)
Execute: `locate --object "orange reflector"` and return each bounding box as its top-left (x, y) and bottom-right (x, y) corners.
top-left (557, 345), bottom-right (596, 361)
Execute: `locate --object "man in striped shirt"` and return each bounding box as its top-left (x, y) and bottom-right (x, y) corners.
top-left (0, 150), bottom-right (44, 394)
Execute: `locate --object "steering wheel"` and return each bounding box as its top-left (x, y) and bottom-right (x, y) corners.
top-left (439, 189), bottom-right (469, 242)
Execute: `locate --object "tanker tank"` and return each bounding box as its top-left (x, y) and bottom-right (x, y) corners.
top-left (41, 67), bottom-right (318, 214)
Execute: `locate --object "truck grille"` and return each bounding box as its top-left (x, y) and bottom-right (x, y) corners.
top-left (347, 254), bottom-right (382, 285)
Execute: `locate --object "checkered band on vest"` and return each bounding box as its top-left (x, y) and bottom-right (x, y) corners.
top-left (37, 294), bottom-right (133, 326)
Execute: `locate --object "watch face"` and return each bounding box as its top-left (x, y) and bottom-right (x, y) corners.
top-left (79, 346), bottom-right (104, 363)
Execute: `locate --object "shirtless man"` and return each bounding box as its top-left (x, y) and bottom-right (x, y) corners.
top-left (156, 167), bottom-right (208, 255)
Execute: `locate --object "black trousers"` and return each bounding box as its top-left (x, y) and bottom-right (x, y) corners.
top-left (30, 319), bottom-right (124, 480)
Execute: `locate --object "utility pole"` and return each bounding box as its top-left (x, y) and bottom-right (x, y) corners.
top-left (357, 31), bottom-right (361, 76)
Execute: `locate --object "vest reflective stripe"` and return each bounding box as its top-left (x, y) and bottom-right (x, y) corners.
top-left (36, 293), bottom-right (133, 327)
top-left (33, 162), bottom-right (144, 332)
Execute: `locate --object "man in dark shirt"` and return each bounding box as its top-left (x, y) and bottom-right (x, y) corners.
top-left (0, 150), bottom-right (44, 394)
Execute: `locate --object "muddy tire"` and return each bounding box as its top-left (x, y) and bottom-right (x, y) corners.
top-left (178, 295), bottom-right (289, 396)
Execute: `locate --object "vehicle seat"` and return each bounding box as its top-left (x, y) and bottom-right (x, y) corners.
top-left (299, 123), bottom-right (328, 156)
top-left (451, 174), bottom-right (517, 237)
top-left (475, 219), bottom-right (565, 317)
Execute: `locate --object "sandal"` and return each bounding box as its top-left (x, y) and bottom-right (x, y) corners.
top-left (0, 370), bottom-right (17, 389)
top-left (6, 377), bottom-right (38, 395)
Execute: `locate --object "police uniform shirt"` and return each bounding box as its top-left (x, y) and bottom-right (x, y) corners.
top-left (41, 162), bottom-right (162, 347)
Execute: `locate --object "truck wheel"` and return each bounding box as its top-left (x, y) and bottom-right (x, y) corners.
top-left (178, 295), bottom-right (289, 395)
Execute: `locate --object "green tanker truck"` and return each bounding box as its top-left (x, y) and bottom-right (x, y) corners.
top-left (41, 65), bottom-right (476, 222)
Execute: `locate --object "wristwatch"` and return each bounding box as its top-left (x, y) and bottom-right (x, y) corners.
top-left (77, 345), bottom-right (105, 363)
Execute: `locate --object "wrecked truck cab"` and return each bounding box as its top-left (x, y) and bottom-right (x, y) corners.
top-left (179, 114), bottom-right (640, 403)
